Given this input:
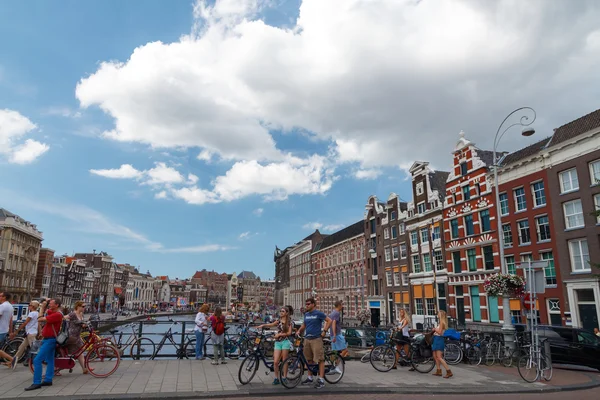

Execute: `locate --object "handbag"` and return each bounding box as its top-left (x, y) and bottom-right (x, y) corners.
top-left (51, 318), bottom-right (69, 346)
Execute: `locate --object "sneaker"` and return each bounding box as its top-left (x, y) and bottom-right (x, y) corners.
top-left (301, 377), bottom-right (313, 385)
top-left (198, 356), bottom-right (206, 360)
top-left (314, 379), bottom-right (325, 389)
top-left (281, 378), bottom-right (288, 385)
top-left (220, 360), bottom-right (227, 364)
top-left (272, 378), bottom-right (280, 385)
top-left (11, 356), bottom-right (18, 370)
top-left (334, 366), bottom-right (342, 375)
top-left (211, 361), bottom-right (219, 365)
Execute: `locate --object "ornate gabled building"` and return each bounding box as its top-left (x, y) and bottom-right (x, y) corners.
top-left (444, 132), bottom-right (503, 326)
top-left (405, 162), bottom-right (450, 329)
top-left (288, 230), bottom-right (326, 317)
top-left (274, 246), bottom-right (291, 307)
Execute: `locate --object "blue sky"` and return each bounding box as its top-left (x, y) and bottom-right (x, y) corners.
top-left (1, 0), bottom-right (599, 280)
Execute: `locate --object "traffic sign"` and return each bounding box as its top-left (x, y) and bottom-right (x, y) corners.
top-left (522, 293), bottom-right (535, 310)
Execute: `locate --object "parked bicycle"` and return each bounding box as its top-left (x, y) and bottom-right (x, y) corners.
top-left (148, 322), bottom-right (195, 360)
top-left (102, 323), bottom-right (155, 360)
top-left (238, 329), bottom-right (277, 384)
top-left (370, 333), bottom-right (435, 373)
top-left (279, 336), bottom-right (345, 389)
top-left (517, 338), bottom-right (552, 382)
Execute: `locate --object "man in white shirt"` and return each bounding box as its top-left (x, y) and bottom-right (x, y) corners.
top-left (11, 300), bottom-right (40, 368)
top-left (0, 292), bottom-right (15, 366)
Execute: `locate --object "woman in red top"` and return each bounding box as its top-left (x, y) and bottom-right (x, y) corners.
top-left (25, 298), bottom-right (63, 391)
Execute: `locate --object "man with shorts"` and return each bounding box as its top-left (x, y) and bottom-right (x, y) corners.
top-left (0, 292), bottom-right (15, 366)
top-left (328, 301), bottom-right (347, 374)
top-left (296, 298), bottom-right (331, 389)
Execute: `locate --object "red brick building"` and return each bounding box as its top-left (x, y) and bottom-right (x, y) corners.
top-left (34, 248), bottom-right (55, 299)
top-left (444, 132), bottom-right (503, 325)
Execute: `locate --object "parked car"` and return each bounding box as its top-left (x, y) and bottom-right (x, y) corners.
top-left (515, 324), bottom-right (600, 371)
top-left (341, 328), bottom-right (375, 348)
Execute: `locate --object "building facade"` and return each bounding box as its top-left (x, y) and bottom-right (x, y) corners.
top-left (191, 270), bottom-right (228, 306)
top-left (364, 196), bottom-right (388, 326)
top-left (259, 280), bottom-right (275, 309)
top-left (274, 246), bottom-right (291, 307)
top-left (444, 132), bottom-right (503, 326)
top-left (313, 221), bottom-right (366, 321)
top-left (238, 271), bottom-right (260, 307)
top-left (35, 248), bottom-right (55, 300)
top-left (0, 208), bottom-right (43, 303)
top-left (406, 162), bottom-right (449, 329)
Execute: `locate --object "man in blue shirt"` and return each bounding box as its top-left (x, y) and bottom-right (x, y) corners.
top-left (296, 298), bottom-right (332, 389)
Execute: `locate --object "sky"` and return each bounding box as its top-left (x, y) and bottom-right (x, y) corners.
top-left (1, 0), bottom-right (599, 280)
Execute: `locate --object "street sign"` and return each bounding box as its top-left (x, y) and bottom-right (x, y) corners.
top-left (522, 293), bottom-right (535, 310)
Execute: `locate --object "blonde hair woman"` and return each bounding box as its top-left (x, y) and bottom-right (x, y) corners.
top-left (431, 310), bottom-right (452, 378)
top-left (393, 308), bottom-right (412, 369)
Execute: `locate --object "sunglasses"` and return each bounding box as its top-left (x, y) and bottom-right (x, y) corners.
top-left (305, 303), bottom-right (313, 306)
top-left (280, 309), bottom-right (287, 313)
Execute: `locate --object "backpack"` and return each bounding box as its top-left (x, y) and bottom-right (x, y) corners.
top-left (213, 316), bottom-right (225, 335)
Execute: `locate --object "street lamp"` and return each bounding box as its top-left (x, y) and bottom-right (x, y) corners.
top-left (493, 107), bottom-right (536, 349)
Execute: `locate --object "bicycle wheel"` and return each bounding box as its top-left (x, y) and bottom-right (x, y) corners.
top-left (517, 355), bottom-right (539, 383)
top-left (485, 343), bottom-right (496, 366)
top-left (238, 339), bottom-right (250, 358)
top-left (224, 338), bottom-right (238, 359)
top-left (444, 342), bottom-right (462, 365)
top-left (324, 352), bottom-right (344, 384)
top-left (369, 345), bottom-right (395, 372)
top-left (510, 348), bottom-right (528, 366)
top-left (86, 344), bottom-right (121, 378)
top-left (466, 346), bottom-right (482, 365)
top-left (238, 354), bottom-right (259, 384)
top-left (540, 357), bottom-right (553, 381)
top-left (501, 347), bottom-right (513, 368)
top-left (203, 336), bottom-right (213, 359)
top-left (2, 338), bottom-right (23, 360)
top-left (184, 339), bottom-right (197, 359)
top-left (280, 355), bottom-right (303, 389)
top-left (360, 350), bottom-right (371, 363)
top-left (130, 338), bottom-right (155, 360)
top-left (411, 349), bottom-right (435, 373)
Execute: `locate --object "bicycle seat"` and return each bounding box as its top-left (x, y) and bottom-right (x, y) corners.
top-left (109, 329), bottom-right (119, 334)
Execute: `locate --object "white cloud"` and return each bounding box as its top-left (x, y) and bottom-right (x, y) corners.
top-left (0, 109), bottom-right (49, 164)
top-left (303, 222), bottom-right (322, 230)
top-left (155, 190), bottom-right (168, 199)
top-left (75, 0), bottom-right (600, 175)
top-left (8, 139), bottom-right (50, 165)
top-left (303, 221), bottom-right (345, 232)
top-left (42, 106), bottom-right (82, 119)
top-left (145, 162), bottom-right (185, 186)
top-left (239, 231), bottom-right (256, 240)
top-left (187, 173), bottom-right (199, 185)
top-left (354, 168), bottom-right (382, 180)
top-left (253, 208), bottom-right (264, 216)
top-left (90, 164), bottom-right (143, 179)
top-left (158, 244), bottom-right (235, 253)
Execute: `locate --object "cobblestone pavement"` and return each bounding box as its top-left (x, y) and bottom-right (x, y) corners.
top-left (0, 359), bottom-right (598, 399)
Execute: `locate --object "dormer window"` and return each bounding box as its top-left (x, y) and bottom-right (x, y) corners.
top-left (416, 182), bottom-right (424, 196)
top-left (417, 202), bottom-right (426, 214)
top-left (460, 162), bottom-right (468, 176)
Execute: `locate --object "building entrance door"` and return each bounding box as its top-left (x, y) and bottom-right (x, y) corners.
top-left (578, 304), bottom-right (598, 331)
top-left (456, 298), bottom-right (465, 326)
top-left (370, 307), bottom-right (380, 327)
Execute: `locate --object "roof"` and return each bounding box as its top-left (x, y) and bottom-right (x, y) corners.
top-left (429, 171), bottom-right (450, 199)
top-left (549, 108), bottom-right (600, 147)
top-left (237, 271), bottom-right (257, 279)
top-left (499, 137), bottom-right (553, 166)
top-left (0, 208), bottom-right (16, 219)
top-left (316, 220), bottom-right (364, 252)
top-left (476, 149), bottom-right (495, 167)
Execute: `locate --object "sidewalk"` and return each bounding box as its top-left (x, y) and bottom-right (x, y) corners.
top-left (0, 359), bottom-right (598, 400)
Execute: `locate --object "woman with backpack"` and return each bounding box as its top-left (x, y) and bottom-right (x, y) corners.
top-left (257, 305), bottom-right (293, 385)
top-left (209, 307), bottom-right (226, 365)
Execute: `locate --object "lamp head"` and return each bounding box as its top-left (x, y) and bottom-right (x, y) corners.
top-left (521, 127), bottom-right (535, 137)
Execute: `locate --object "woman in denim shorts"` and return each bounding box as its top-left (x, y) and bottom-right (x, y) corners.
top-left (258, 305), bottom-right (293, 385)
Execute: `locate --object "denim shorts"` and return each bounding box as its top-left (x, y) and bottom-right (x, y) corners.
top-left (274, 339), bottom-right (292, 351)
top-left (432, 335), bottom-right (445, 351)
top-left (0, 333), bottom-right (6, 344)
top-left (331, 334), bottom-right (347, 351)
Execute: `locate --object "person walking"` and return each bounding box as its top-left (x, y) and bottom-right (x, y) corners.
top-left (209, 307), bottom-right (226, 365)
top-left (64, 301), bottom-right (91, 374)
top-left (296, 298), bottom-right (332, 389)
top-left (194, 304), bottom-right (209, 360)
top-left (393, 308), bottom-right (412, 370)
top-left (328, 301), bottom-right (347, 375)
top-left (258, 305), bottom-right (293, 385)
top-left (25, 298), bottom-right (64, 391)
top-left (10, 300), bottom-right (40, 369)
top-left (0, 292), bottom-right (15, 367)
top-left (431, 310), bottom-right (452, 378)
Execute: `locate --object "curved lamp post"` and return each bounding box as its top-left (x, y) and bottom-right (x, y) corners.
top-left (493, 107), bottom-right (536, 349)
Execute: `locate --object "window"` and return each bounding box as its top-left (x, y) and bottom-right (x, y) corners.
top-left (452, 251), bottom-right (461, 273)
top-left (502, 224), bottom-right (513, 248)
top-left (384, 228), bottom-right (389, 239)
top-left (535, 215), bottom-right (551, 241)
top-left (415, 298), bottom-right (424, 315)
top-left (460, 162), bottom-right (468, 176)
top-left (392, 246), bottom-right (399, 260)
top-left (410, 231), bottom-right (418, 246)
top-left (467, 249), bottom-right (477, 271)
top-left (521, 253), bottom-right (533, 268)
top-left (391, 225), bottom-right (398, 239)
top-left (532, 181), bottom-right (546, 207)
top-left (569, 239), bottom-right (590, 272)
top-left (417, 202), bottom-right (426, 214)
top-left (595, 194), bottom-right (600, 224)
top-left (480, 209), bottom-right (491, 232)
top-left (462, 185), bottom-right (470, 201)
top-left (385, 247), bottom-right (391, 262)
top-left (426, 298), bottom-right (436, 315)
top-left (499, 193), bottom-right (509, 215)
top-left (393, 271), bottom-right (400, 286)
top-left (400, 243), bottom-right (407, 259)
top-left (412, 255), bottom-right (421, 273)
top-left (540, 252), bottom-right (556, 286)
top-left (399, 223), bottom-right (405, 235)
top-left (450, 219), bottom-right (459, 239)
top-left (563, 199), bottom-right (584, 229)
top-left (401, 272), bottom-right (408, 286)
top-left (432, 225), bottom-right (441, 241)
top-left (514, 187), bottom-right (527, 211)
top-left (370, 219), bottom-right (376, 234)
top-left (483, 246), bottom-right (494, 270)
top-left (437, 283), bottom-right (447, 312)
top-left (434, 250), bottom-right (444, 271)
top-left (505, 255), bottom-right (516, 274)
top-left (420, 228), bottom-right (429, 244)
top-left (391, 210), bottom-right (397, 220)
top-left (559, 168), bottom-right (579, 193)
top-left (386, 271), bottom-right (393, 287)
top-left (416, 182), bottom-right (424, 195)
top-left (464, 214), bottom-right (474, 236)
top-left (517, 220), bottom-right (531, 244)
top-left (423, 253), bottom-right (432, 272)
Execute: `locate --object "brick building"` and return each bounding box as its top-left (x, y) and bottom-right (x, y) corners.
top-left (34, 248), bottom-right (55, 299)
top-left (288, 230), bottom-right (326, 317)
